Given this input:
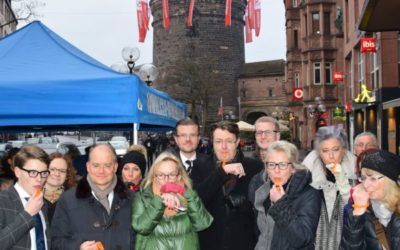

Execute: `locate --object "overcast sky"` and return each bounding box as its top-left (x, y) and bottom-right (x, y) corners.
top-left (28, 0), bottom-right (286, 67)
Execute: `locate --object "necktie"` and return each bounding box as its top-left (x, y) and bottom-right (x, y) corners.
top-left (25, 198), bottom-right (46, 250)
top-left (185, 160), bottom-right (193, 174)
top-left (33, 213), bottom-right (46, 250)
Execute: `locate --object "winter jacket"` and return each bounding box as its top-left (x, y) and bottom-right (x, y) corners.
top-left (51, 176), bottom-right (135, 250)
top-left (250, 170), bottom-right (321, 250)
top-left (132, 186), bottom-right (213, 250)
top-left (302, 150), bottom-right (356, 250)
top-left (340, 209), bottom-right (400, 250)
top-left (191, 150), bottom-right (263, 250)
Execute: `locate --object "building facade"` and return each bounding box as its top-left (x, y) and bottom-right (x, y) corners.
top-left (284, 0), bottom-right (345, 149)
top-left (238, 60), bottom-right (287, 124)
top-left (0, 0), bottom-right (17, 37)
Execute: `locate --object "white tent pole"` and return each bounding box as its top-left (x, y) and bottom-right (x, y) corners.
top-left (133, 123), bottom-right (138, 145)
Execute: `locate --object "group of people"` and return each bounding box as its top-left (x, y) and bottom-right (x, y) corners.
top-left (0, 116), bottom-right (399, 250)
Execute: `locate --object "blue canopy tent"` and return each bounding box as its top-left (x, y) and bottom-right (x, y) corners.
top-left (0, 21), bottom-right (186, 140)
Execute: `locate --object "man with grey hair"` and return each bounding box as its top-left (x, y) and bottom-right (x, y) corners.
top-left (51, 144), bottom-right (135, 250)
top-left (254, 116), bottom-right (280, 162)
top-left (353, 131), bottom-right (378, 157)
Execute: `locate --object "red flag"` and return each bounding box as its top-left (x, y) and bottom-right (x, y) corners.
top-left (254, 0), bottom-right (261, 36)
top-left (162, 0), bottom-right (170, 29)
top-left (142, 0), bottom-right (150, 30)
top-left (187, 0), bottom-right (195, 27)
top-left (217, 96), bottom-right (224, 116)
top-left (225, 0), bottom-right (232, 27)
top-left (137, 0), bottom-right (146, 42)
top-left (245, 7), bottom-right (252, 43)
top-left (292, 88), bottom-right (304, 101)
top-left (247, 0), bottom-right (255, 29)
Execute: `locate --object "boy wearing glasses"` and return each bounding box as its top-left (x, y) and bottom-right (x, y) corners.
top-left (0, 145), bottom-right (51, 250)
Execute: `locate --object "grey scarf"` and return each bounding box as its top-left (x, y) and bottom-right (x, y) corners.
top-left (255, 177), bottom-right (275, 250)
top-left (87, 175), bottom-right (117, 214)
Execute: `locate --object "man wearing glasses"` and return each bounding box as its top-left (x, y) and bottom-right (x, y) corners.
top-left (0, 145), bottom-right (51, 250)
top-left (51, 144), bottom-right (135, 250)
top-left (254, 116), bottom-right (280, 162)
top-left (173, 118), bottom-right (204, 177)
top-left (192, 121), bottom-right (263, 250)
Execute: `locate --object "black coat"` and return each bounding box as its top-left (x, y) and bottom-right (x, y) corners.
top-left (50, 176), bottom-right (135, 250)
top-left (340, 208), bottom-right (400, 250)
top-left (250, 170), bottom-right (321, 250)
top-left (191, 151), bottom-right (263, 250)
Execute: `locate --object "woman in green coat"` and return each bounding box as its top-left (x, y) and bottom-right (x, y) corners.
top-left (132, 151), bottom-right (213, 250)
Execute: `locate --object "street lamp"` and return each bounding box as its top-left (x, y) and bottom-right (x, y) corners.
top-left (307, 97), bottom-right (326, 119)
top-left (122, 47), bottom-right (140, 74)
top-left (139, 63), bottom-right (159, 86)
top-left (307, 97), bottom-right (328, 129)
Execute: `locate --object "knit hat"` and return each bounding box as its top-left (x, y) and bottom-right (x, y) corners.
top-left (118, 151), bottom-right (147, 176)
top-left (361, 149), bottom-right (400, 184)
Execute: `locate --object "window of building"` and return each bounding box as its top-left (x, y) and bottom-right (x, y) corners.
top-left (292, 0), bottom-right (298, 8)
top-left (306, 63), bottom-right (310, 86)
top-left (398, 33), bottom-right (400, 63)
top-left (294, 30), bottom-right (298, 48)
top-left (304, 14), bottom-right (308, 36)
top-left (294, 73), bottom-right (300, 88)
top-left (314, 62), bottom-right (321, 85)
top-left (325, 63), bottom-right (332, 84)
top-left (268, 88), bottom-right (273, 97)
top-left (312, 13), bottom-right (320, 34)
top-left (358, 51), bottom-right (364, 84)
top-left (324, 12), bottom-right (330, 35)
top-left (370, 49), bottom-right (380, 90)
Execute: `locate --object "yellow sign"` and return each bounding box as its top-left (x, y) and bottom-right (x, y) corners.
top-left (354, 84), bottom-right (376, 103)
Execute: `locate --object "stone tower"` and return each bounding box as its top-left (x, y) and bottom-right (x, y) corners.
top-left (150, 0), bottom-right (246, 125)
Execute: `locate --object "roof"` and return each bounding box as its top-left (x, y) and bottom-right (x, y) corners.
top-left (240, 59), bottom-right (285, 78)
top-left (358, 0), bottom-right (400, 32)
top-left (0, 21), bottom-right (186, 131)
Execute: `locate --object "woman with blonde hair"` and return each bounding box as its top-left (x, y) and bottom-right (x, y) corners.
top-left (340, 149), bottom-right (400, 250)
top-left (132, 151), bottom-right (213, 250)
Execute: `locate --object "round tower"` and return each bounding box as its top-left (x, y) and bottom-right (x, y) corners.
top-left (150, 0), bottom-right (246, 124)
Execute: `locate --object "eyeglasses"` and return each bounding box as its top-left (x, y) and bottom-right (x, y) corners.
top-left (358, 175), bottom-right (384, 183)
top-left (255, 130), bottom-right (278, 137)
top-left (265, 162), bottom-right (292, 170)
top-left (155, 172), bottom-right (180, 181)
top-left (19, 167), bottom-right (50, 178)
top-left (176, 134), bottom-right (199, 139)
top-left (213, 140), bottom-right (237, 145)
top-left (49, 168), bottom-right (67, 175)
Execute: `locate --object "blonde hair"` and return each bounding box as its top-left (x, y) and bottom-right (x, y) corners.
top-left (144, 152), bottom-right (192, 189)
top-left (363, 168), bottom-right (400, 214)
top-left (128, 144), bottom-right (148, 162)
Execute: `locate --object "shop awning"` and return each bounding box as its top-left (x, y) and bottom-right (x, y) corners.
top-left (358, 0), bottom-right (400, 32)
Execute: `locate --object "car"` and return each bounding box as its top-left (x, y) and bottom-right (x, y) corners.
top-left (109, 140), bottom-right (128, 156)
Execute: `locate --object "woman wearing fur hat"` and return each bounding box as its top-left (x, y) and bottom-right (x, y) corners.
top-left (340, 149), bottom-right (400, 250)
top-left (118, 151), bottom-right (147, 192)
top-left (131, 151), bottom-right (213, 250)
top-left (302, 126), bottom-right (357, 250)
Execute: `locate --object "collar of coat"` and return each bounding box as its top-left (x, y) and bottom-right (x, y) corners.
top-left (75, 175), bottom-right (129, 200)
top-left (302, 150), bottom-right (356, 189)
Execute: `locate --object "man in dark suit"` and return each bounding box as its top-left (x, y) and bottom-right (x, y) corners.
top-left (0, 145), bottom-right (51, 250)
top-left (173, 118), bottom-right (205, 177)
top-left (191, 121), bottom-right (263, 250)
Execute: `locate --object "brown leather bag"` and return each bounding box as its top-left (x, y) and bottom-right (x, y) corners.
top-left (372, 217), bottom-right (391, 250)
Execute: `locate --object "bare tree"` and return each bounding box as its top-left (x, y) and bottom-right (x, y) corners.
top-left (1, 0), bottom-right (44, 28)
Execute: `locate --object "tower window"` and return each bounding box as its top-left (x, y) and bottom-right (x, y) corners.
top-left (312, 13), bottom-right (320, 34)
top-left (314, 63), bottom-right (321, 85)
